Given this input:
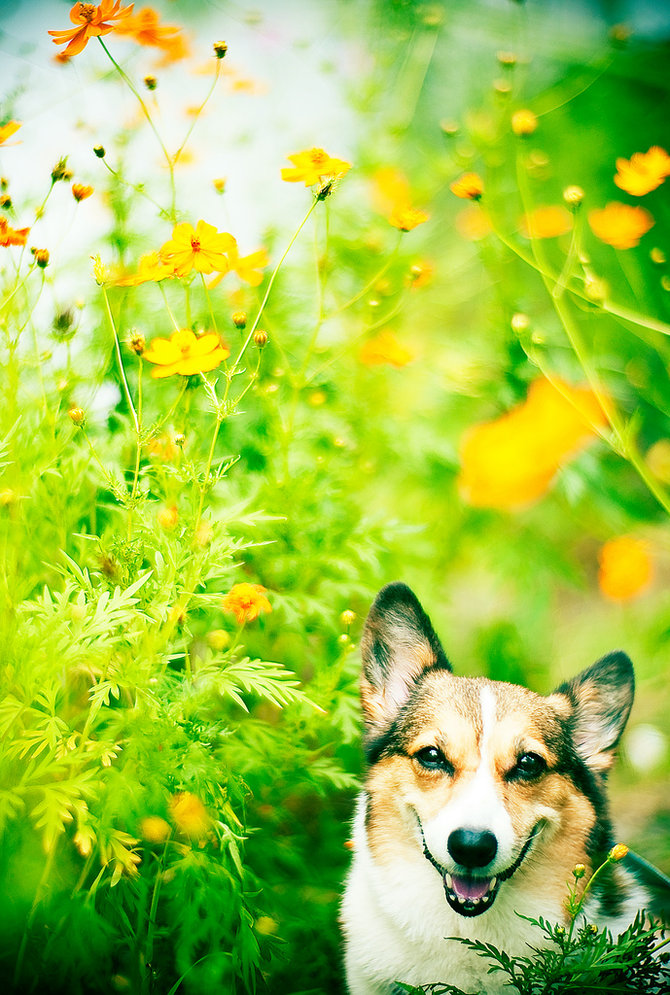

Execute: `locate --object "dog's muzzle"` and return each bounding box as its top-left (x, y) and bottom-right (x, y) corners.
top-left (416, 817), bottom-right (542, 917)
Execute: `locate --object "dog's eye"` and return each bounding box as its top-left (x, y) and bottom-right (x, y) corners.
top-left (510, 752), bottom-right (547, 781)
top-left (414, 746), bottom-right (453, 773)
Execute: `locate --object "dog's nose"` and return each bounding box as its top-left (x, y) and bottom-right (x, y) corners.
top-left (447, 828), bottom-right (498, 868)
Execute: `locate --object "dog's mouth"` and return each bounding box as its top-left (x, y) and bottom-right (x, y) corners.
top-left (418, 819), bottom-right (542, 918)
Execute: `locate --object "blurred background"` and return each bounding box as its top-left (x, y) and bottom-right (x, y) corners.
top-left (1, 0), bottom-right (669, 992)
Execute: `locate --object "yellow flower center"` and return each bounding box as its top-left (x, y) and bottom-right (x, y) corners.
top-left (310, 149), bottom-right (328, 166)
top-left (80, 4), bottom-right (97, 22)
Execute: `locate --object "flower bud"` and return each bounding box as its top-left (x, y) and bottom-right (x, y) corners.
top-left (231, 310), bottom-right (247, 329)
top-left (214, 40), bottom-right (228, 59)
top-left (572, 863), bottom-right (586, 879)
top-left (32, 247), bottom-right (50, 268)
top-left (68, 405), bottom-right (85, 427)
top-left (650, 247), bottom-right (666, 266)
top-left (0, 193), bottom-right (12, 209)
top-left (340, 609), bottom-right (356, 627)
top-left (563, 185), bottom-right (584, 209)
top-left (143, 75), bottom-right (157, 91)
top-left (51, 157), bottom-right (73, 183)
top-left (511, 312), bottom-right (530, 334)
top-left (497, 50), bottom-right (517, 68)
top-left (511, 109), bottom-right (538, 136)
top-left (128, 333), bottom-right (146, 356)
top-left (253, 329), bottom-right (268, 348)
top-left (72, 183), bottom-right (94, 202)
top-left (608, 843), bottom-right (629, 862)
top-left (93, 145), bottom-right (106, 159)
top-left (213, 177), bottom-right (226, 194)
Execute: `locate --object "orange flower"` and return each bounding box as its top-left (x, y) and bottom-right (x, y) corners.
top-left (0, 216), bottom-right (30, 247)
top-left (159, 220), bottom-right (234, 277)
top-left (48, 1), bottom-right (135, 58)
top-left (114, 6), bottom-right (182, 47)
top-left (598, 537), bottom-right (653, 601)
top-left (72, 183), bottom-right (94, 202)
top-left (281, 148), bottom-right (351, 187)
top-left (169, 792), bottom-right (210, 839)
top-left (115, 251), bottom-right (175, 286)
top-left (614, 146), bottom-right (670, 196)
top-left (588, 202), bottom-right (654, 249)
top-left (458, 377), bottom-right (607, 509)
top-left (0, 120), bottom-right (21, 145)
top-left (221, 582), bottom-right (272, 625)
top-left (359, 330), bottom-right (414, 368)
top-left (142, 329), bottom-right (230, 378)
top-left (450, 172), bottom-right (484, 200)
top-left (520, 205), bottom-right (572, 239)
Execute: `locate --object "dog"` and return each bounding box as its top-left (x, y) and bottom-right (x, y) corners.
top-left (341, 582), bottom-right (667, 994)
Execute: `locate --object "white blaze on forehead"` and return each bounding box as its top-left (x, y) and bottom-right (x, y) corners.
top-left (422, 683), bottom-right (516, 870)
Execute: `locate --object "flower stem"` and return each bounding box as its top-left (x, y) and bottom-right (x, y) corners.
top-left (101, 286), bottom-right (139, 434)
top-left (98, 37), bottom-right (177, 220)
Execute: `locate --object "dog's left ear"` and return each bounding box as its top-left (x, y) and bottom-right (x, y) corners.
top-left (553, 651), bottom-right (634, 772)
top-left (360, 582), bottom-right (451, 735)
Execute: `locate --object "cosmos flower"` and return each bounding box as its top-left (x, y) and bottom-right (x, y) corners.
top-left (48, 1), bottom-right (135, 59)
top-left (169, 792), bottom-right (210, 839)
top-left (598, 537), bottom-right (653, 601)
top-left (159, 220), bottom-right (234, 277)
top-left (0, 217), bottom-right (30, 246)
top-left (458, 377), bottom-right (607, 509)
top-left (115, 251), bottom-right (175, 286)
top-left (221, 582), bottom-right (272, 625)
top-left (614, 146), bottom-right (670, 196)
top-left (72, 183), bottom-right (94, 202)
top-left (520, 205), bottom-right (573, 239)
top-left (359, 330), bottom-right (414, 368)
top-left (588, 202), bottom-right (654, 249)
top-left (208, 241), bottom-right (269, 288)
top-left (449, 172), bottom-right (484, 200)
top-left (142, 329), bottom-right (230, 378)
top-left (0, 121), bottom-right (21, 145)
top-left (281, 148), bottom-right (351, 187)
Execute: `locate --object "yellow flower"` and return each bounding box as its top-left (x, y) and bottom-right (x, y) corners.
top-left (614, 146), bottom-right (670, 196)
top-left (359, 330), bottom-right (414, 368)
top-left (157, 504), bottom-right (178, 530)
top-left (0, 120), bottom-right (21, 145)
top-left (48, 1), bottom-right (135, 59)
top-left (608, 843), bottom-right (630, 862)
top-left (598, 537), bottom-right (652, 601)
top-left (588, 202), bottom-right (654, 249)
top-left (139, 816), bottom-right (171, 843)
top-left (281, 147), bottom-right (351, 187)
top-left (72, 183), bottom-right (94, 202)
top-left (142, 329), bottom-right (230, 379)
top-left (388, 204), bottom-right (430, 232)
top-left (520, 205), bottom-right (573, 239)
top-left (115, 251), bottom-right (175, 286)
top-left (159, 220), bottom-right (234, 277)
top-left (458, 377), bottom-right (607, 509)
top-left (372, 168), bottom-right (429, 231)
top-left (455, 206), bottom-right (492, 241)
top-left (208, 241), bottom-right (269, 288)
top-left (511, 109), bottom-right (538, 136)
top-left (221, 582), bottom-right (272, 625)
top-left (450, 172), bottom-right (484, 200)
top-left (169, 792), bottom-right (210, 839)
top-left (0, 217), bottom-right (30, 246)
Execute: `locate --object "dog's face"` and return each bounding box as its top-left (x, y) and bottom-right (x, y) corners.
top-left (359, 583), bottom-right (635, 919)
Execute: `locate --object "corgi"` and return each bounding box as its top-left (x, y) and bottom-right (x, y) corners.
top-left (341, 582), bottom-right (665, 994)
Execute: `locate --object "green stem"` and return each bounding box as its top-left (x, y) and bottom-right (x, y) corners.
top-left (173, 60), bottom-right (222, 165)
top-left (101, 286), bottom-right (139, 433)
top-left (158, 282), bottom-right (181, 332)
top-left (226, 195), bottom-right (321, 398)
top-left (128, 358), bottom-right (143, 538)
top-left (98, 37), bottom-right (177, 219)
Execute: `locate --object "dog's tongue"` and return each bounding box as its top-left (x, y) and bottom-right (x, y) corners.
top-left (451, 874), bottom-right (491, 901)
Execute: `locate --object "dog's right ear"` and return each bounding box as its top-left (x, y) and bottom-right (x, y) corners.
top-left (360, 582), bottom-right (451, 734)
